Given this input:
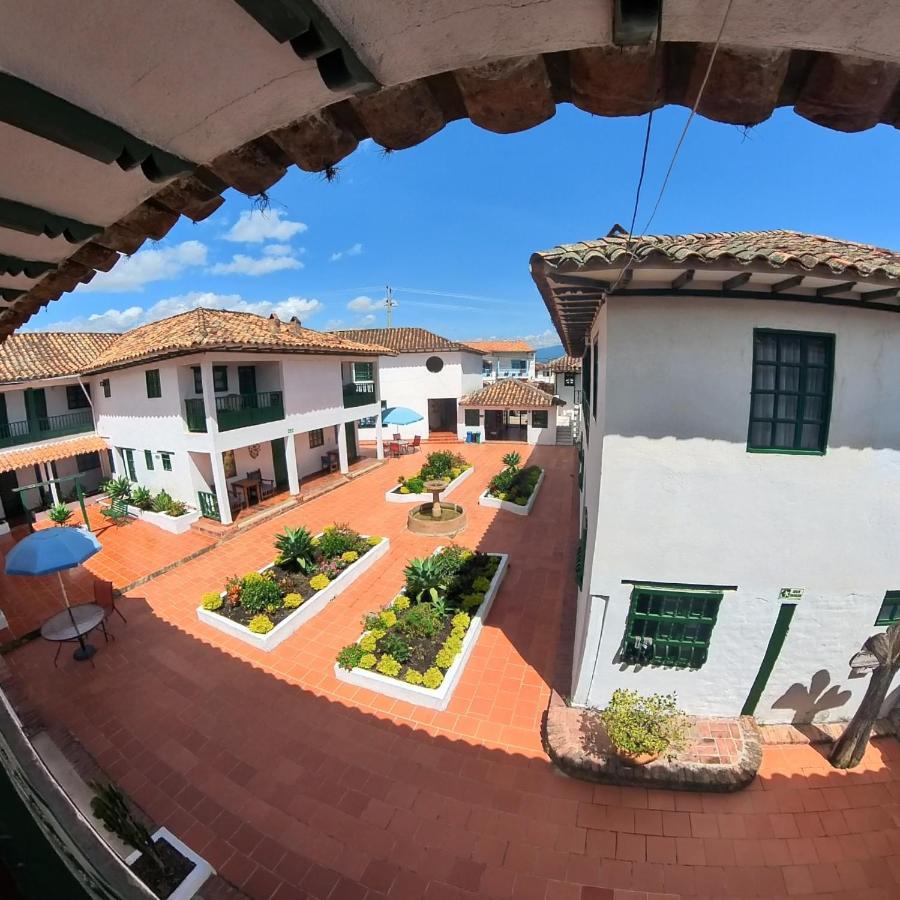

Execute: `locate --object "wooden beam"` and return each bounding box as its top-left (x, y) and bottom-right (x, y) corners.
top-left (723, 272), bottom-right (752, 291)
top-left (860, 287), bottom-right (900, 301)
top-left (549, 273), bottom-right (610, 290)
top-left (770, 275), bottom-right (804, 293)
top-left (816, 281), bottom-right (856, 297)
top-left (671, 269), bottom-right (694, 290)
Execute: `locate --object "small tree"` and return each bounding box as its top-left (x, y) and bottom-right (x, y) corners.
top-left (830, 623), bottom-right (900, 769)
top-left (90, 782), bottom-right (164, 872)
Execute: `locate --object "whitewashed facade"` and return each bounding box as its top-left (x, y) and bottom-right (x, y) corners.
top-left (467, 342), bottom-right (536, 382)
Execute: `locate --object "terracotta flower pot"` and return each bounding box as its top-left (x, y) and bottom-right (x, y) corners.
top-left (616, 749), bottom-right (660, 765)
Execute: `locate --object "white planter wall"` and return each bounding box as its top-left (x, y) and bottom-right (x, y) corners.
top-left (384, 466), bottom-right (474, 503)
top-left (478, 468), bottom-right (544, 515)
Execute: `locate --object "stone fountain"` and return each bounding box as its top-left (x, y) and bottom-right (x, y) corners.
top-left (406, 477), bottom-right (468, 536)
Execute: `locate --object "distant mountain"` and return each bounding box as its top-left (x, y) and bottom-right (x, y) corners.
top-left (535, 344), bottom-right (564, 361)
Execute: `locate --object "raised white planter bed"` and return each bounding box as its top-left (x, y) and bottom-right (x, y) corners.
top-left (385, 466), bottom-right (474, 504)
top-left (124, 827), bottom-right (213, 900)
top-left (197, 535), bottom-right (390, 651)
top-left (478, 468), bottom-right (545, 516)
top-left (127, 505), bottom-right (201, 534)
top-left (334, 551), bottom-right (509, 710)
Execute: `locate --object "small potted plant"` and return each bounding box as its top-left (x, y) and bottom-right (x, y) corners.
top-left (599, 689), bottom-right (689, 764)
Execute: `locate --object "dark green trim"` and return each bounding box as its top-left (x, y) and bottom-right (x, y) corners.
top-left (622, 579), bottom-right (738, 591)
top-left (741, 603), bottom-right (797, 715)
top-left (0, 253), bottom-right (56, 279)
top-left (144, 449), bottom-right (154, 471)
top-left (746, 447), bottom-right (825, 457)
top-left (160, 452), bottom-right (173, 472)
top-left (0, 72), bottom-right (193, 182)
top-left (145, 368), bottom-right (161, 399)
top-left (875, 591), bottom-right (900, 626)
top-left (0, 196), bottom-right (101, 243)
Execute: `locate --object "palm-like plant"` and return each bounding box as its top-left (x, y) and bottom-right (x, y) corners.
top-left (404, 556), bottom-right (449, 605)
top-left (102, 476), bottom-right (132, 501)
top-left (274, 526), bottom-right (317, 574)
top-left (502, 451), bottom-right (521, 470)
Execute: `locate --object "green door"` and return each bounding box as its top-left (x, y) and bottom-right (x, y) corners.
top-left (0, 470), bottom-right (25, 524)
top-left (24, 388), bottom-right (48, 433)
top-left (238, 365), bottom-right (257, 396)
top-left (345, 422), bottom-right (357, 462)
top-left (123, 448), bottom-right (137, 482)
top-left (741, 603), bottom-right (797, 716)
top-left (270, 437), bottom-right (288, 488)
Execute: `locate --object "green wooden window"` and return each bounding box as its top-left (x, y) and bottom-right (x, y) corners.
top-left (101, 378), bottom-right (111, 398)
top-left (623, 585), bottom-right (723, 668)
top-left (66, 384), bottom-right (90, 409)
top-left (213, 366), bottom-right (228, 393)
top-left (353, 362), bottom-right (374, 383)
top-left (575, 508), bottom-right (588, 588)
top-left (748, 329), bottom-right (834, 454)
top-left (532, 410), bottom-right (548, 428)
top-left (875, 591), bottom-right (900, 626)
top-left (591, 337), bottom-right (599, 420)
top-left (464, 409), bottom-right (480, 427)
top-left (145, 369), bottom-right (161, 399)
top-left (192, 366), bottom-right (203, 394)
top-left (144, 449), bottom-right (154, 470)
top-left (308, 428), bottom-right (324, 449)
top-left (160, 452), bottom-right (173, 472)
top-left (122, 448), bottom-right (137, 482)
top-left (75, 452), bottom-right (100, 473)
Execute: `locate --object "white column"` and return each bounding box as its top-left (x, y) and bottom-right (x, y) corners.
top-left (199, 360), bottom-right (219, 436)
top-left (337, 422), bottom-right (349, 474)
top-left (209, 451), bottom-right (232, 525)
top-left (285, 433), bottom-right (300, 496)
top-left (374, 415), bottom-right (384, 460)
top-left (44, 463), bottom-right (60, 503)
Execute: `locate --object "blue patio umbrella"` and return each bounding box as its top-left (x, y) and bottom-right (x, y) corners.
top-left (5, 528), bottom-right (102, 661)
top-left (381, 406), bottom-right (424, 426)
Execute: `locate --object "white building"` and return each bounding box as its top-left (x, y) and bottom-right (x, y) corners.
top-left (458, 378), bottom-right (562, 444)
top-left (539, 355), bottom-right (583, 437)
top-left (466, 341), bottom-right (536, 382)
top-left (331, 328), bottom-right (483, 441)
top-left (532, 229), bottom-right (900, 725)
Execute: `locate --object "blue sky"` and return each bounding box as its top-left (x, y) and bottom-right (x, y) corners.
top-left (31, 104), bottom-right (899, 344)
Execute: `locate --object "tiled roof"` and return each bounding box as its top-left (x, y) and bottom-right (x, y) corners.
top-left (0, 332), bottom-right (119, 384)
top-left (0, 434), bottom-right (108, 475)
top-left (87, 309), bottom-right (394, 372)
top-left (460, 378), bottom-right (563, 408)
top-left (331, 327), bottom-right (476, 354)
top-left (541, 356), bottom-right (581, 374)
top-left (465, 340), bottom-right (535, 354)
top-left (534, 230), bottom-right (900, 281)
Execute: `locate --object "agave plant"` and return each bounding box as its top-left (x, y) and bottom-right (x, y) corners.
top-left (102, 476), bottom-right (132, 501)
top-left (151, 490), bottom-right (173, 513)
top-left (274, 526), bottom-right (317, 574)
top-left (404, 556), bottom-right (449, 605)
top-left (48, 503), bottom-right (73, 526)
top-left (502, 451), bottom-right (521, 470)
top-left (130, 485), bottom-right (153, 510)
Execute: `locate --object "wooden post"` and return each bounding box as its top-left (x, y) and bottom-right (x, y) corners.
top-left (830, 624), bottom-right (900, 769)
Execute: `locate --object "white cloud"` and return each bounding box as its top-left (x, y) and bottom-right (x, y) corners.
top-left (225, 209), bottom-right (308, 243)
top-left (262, 244), bottom-right (296, 257)
top-left (35, 291), bottom-right (323, 333)
top-left (208, 248), bottom-right (304, 276)
top-left (330, 242), bottom-right (363, 262)
top-left (347, 295), bottom-right (381, 312)
top-left (77, 240), bottom-right (207, 293)
top-left (359, 314), bottom-right (376, 324)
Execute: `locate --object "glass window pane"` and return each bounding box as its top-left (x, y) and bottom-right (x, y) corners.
top-left (800, 423), bottom-right (822, 450)
top-left (774, 422), bottom-right (796, 446)
top-left (806, 367), bottom-right (826, 394)
top-left (806, 340), bottom-right (828, 365)
top-left (803, 396), bottom-right (823, 421)
top-left (776, 395), bottom-right (798, 419)
top-left (752, 394), bottom-right (774, 418)
top-left (750, 421), bottom-right (772, 447)
top-left (779, 366), bottom-right (800, 391)
top-left (753, 365), bottom-right (776, 390)
top-left (755, 335), bottom-right (777, 362)
top-left (779, 339), bottom-right (802, 363)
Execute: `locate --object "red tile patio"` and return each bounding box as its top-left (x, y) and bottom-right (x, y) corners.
top-left (4, 441), bottom-right (900, 900)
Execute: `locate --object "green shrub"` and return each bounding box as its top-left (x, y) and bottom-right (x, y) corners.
top-left (461, 592), bottom-right (484, 611)
top-left (398, 603), bottom-right (442, 638)
top-left (283, 593), bottom-right (303, 609)
top-left (167, 500), bottom-right (188, 517)
top-left (378, 631), bottom-right (410, 663)
top-left (240, 572), bottom-right (281, 614)
top-left (359, 653), bottom-right (377, 670)
top-left (151, 490), bottom-right (173, 513)
top-left (265, 602), bottom-right (280, 614)
top-left (514, 496), bottom-right (528, 507)
top-left (375, 655), bottom-right (402, 677)
top-left (317, 523), bottom-right (361, 558)
top-left (49, 503), bottom-right (73, 526)
top-left (103, 476), bottom-right (132, 501)
top-left (422, 667), bottom-right (444, 689)
top-left (309, 573), bottom-right (330, 592)
top-left (472, 576), bottom-right (491, 592)
top-left (420, 450), bottom-right (455, 479)
top-left (404, 669), bottom-right (424, 685)
top-left (403, 476), bottom-right (425, 494)
top-left (248, 614), bottom-right (274, 634)
top-left (201, 592), bottom-right (223, 611)
top-left (274, 526), bottom-right (317, 574)
top-left (599, 689), bottom-right (689, 760)
top-left (130, 486), bottom-right (153, 510)
top-left (337, 644), bottom-right (363, 670)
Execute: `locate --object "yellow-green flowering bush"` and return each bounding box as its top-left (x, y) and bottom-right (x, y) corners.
top-left (399, 486), bottom-right (410, 494)
top-left (367, 536), bottom-right (383, 546)
top-left (266, 602), bottom-right (279, 614)
top-left (309, 573), bottom-right (330, 591)
top-left (422, 668), bottom-right (443, 689)
top-left (370, 628), bottom-right (386, 640)
top-left (248, 614), bottom-right (274, 634)
top-left (450, 626), bottom-right (467, 641)
top-left (451, 612), bottom-right (470, 629)
top-left (341, 551), bottom-right (359, 563)
top-left (404, 669), bottom-right (424, 685)
top-left (599, 689), bottom-right (689, 760)
top-left (359, 653), bottom-right (377, 670)
top-left (375, 655), bottom-right (402, 677)
top-left (283, 593), bottom-right (303, 609)
top-left (359, 634), bottom-right (378, 652)
top-left (201, 592), bottom-right (223, 611)
top-left (392, 595), bottom-right (410, 610)
top-left (435, 646), bottom-right (458, 670)
top-left (379, 609), bottom-right (397, 628)
top-left (449, 467), bottom-right (461, 478)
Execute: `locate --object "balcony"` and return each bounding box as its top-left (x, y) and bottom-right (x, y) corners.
top-left (0, 410), bottom-right (94, 449)
top-left (184, 391), bottom-right (285, 433)
top-left (343, 381), bottom-right (376, 409)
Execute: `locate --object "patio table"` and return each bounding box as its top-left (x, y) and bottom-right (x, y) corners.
top-left (40, 603), bottom-right (108, 667)
top-left (232, 477), bottom-right (261, 507)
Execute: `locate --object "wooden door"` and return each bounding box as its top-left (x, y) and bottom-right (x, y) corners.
top-left (24, 388), bottom-right (47, 432)
top-left (344, 422), bottom-right (357, 462)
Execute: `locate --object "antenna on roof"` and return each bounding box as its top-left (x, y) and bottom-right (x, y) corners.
top-left (606, 223), bottom-right (628, 237)
top-left (384, 285), bottom-right (397, 327)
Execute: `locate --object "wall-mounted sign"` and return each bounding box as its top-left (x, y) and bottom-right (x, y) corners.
top-left (779, 588), bottom-right (804, 600)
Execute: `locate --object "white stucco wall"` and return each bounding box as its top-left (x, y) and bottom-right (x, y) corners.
top-left (554, 371), bottom-right (583, 418)
top-left (481, 352), bottom-right (536, 381)
top-left (575, 295), bottom-right (900, 723)
top-left (454, 405), bottom-right (557, 444)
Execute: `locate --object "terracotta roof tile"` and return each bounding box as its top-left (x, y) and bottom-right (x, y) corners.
top-left (0, 332), bottom-right (119, 383)
top-left (540, 355), bottom-right (581, 373)
top-left (0, 434), bottom-right (108, 474)
top-left (465, 340), bottom-right (535, 354)
top-left (460, 378), bottom-right (563, 408)
top-left (331, 327), bottom-right (475, 353)
top-left (86, 309), bottom-right (394, 372)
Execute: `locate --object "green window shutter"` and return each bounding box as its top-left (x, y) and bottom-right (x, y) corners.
top-left (192, 367), bottom-right (202, 394)
top-left (144, 449), bottom-right (154, 470)
top-left (623, 585), bottom-right (724, 669)
top-left (464, 409), bottom-right (480, 427)
top-left (160, 452), bottom-right (172, 472)
top-left (747, 329), bottom-right (834, 454)
top-left (213, 366), bottom-right (228, 392)
top-left (66, 384), bottom-right (90, 409)
top-left (123, 448), bottom-right (137, 481)
top-left (145, 369), bottom-right (161, 399)
top-left (875, 591), bottom-right (900, 625)
top-left (101, 378), bottom-right (111, 398)
top-left (532, 410), bottom-right (548, 428)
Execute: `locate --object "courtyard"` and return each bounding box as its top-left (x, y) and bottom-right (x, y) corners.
top-left (1, 441), bottom-right (899, 899)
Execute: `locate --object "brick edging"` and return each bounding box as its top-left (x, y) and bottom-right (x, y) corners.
top-left (543, 704), bottom-right (762, 792)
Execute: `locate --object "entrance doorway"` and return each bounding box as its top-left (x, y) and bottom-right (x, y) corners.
top-left (427, 398), bottom-right (456, 433)
top-left (0, 470), bottom-right (26, 527)
top-left (270, 438), bottom-right (288, 488)
top-left (344, 422), bottom-right (358, 462)
top-left (484, 409), bottom-right (528, 441)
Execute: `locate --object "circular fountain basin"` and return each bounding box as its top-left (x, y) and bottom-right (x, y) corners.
top-left (407, 502), bottom-right (468, 536)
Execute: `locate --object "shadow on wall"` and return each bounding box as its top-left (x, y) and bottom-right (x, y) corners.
top-left (770, 668), bottom-right (853, 726)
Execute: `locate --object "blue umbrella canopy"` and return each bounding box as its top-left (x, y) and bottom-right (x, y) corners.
top-left (381, 406), bottom-right (424, 426)
top-left (5, 528), bottom-right (102, 576)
